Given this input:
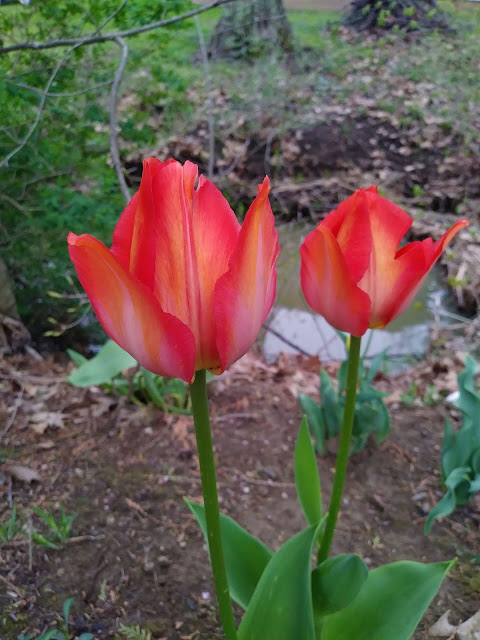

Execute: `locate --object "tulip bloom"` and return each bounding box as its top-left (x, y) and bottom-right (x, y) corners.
top-left (68, 158), bottom-right (279, 383)
top-left (300, 187), bottom-right (468, 336)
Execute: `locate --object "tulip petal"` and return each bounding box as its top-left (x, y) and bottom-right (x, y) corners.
top-left (68, 232), bottom-right (195, 382)
top-left (363, 218), bottom-right (469, 328)
top-left (300, 225), bottom-right (371, 337)
top-left (110, 158), bottom-right (176, 282)
top-left (191, 175), bottom-right (241, 369)
top-left (144, 161), bottom-right (240, 370)
top-left (322, 188), bottom-right (376, 283)
top-left (214, 178), bottom-right (279, 371)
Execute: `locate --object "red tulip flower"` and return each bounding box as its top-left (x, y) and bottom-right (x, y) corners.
top-left (300, 187), bottom-right (468, 337)
top-left (68, 158), bottom-right (279, 383)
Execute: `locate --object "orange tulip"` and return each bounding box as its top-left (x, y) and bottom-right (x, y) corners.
top-left (68, 158), bottom-right (279, 382)
top-left (300, 187), bottom-right (468, 337)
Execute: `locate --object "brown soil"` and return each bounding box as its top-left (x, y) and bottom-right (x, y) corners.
top-left (1, 350), bottom-right (479, 640)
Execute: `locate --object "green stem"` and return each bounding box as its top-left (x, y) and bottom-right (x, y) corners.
top-left (318, 335), bottom-right (362, 563)
top-left (190, 370), bottom-right (237, 640)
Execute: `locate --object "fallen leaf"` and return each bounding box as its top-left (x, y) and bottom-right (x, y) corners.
top-left (6, 464), bottom-right (41, 483)
top-left (429, 609), bottom-right (480, 639)
top-left (30, 411), bottom-right (65, 431)
top-left (172, 416), bottom-right (194, 449)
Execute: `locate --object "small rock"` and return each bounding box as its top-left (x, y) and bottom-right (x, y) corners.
top-left (158, 555), bottom-right (171, 568)
top-left (143, 560), bottom-right (155, 573)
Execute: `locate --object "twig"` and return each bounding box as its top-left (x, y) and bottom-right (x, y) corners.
top-left (95, 0), bottom-right (128, 33)
top-left (194, 15), bottom-right (215, 179)
top-left (0, 0), bottom-right (235, 55)
top-left (264, 130), bottom-right (275, 175)
top-left (0, 380), bottom-right (24, 442)
top-left (262, 321), bottom-right (311, 357)
top-left (110, 37), bottom-right (131, 203)
top-left (0, 193), bottom-right (31, 215)
top-left (213, 412), bottom-right (259, 423)
top-left (11, 79), bottom-right (113, 98)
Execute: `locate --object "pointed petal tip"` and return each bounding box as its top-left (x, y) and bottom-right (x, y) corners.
top-left (67, 231), bottom-right (79, 245)
top-left (260, 176), bottom-right (271, 192)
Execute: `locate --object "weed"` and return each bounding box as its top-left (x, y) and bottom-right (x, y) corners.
top-left (31, 504), bottom-right (76, 549)
top-left (67, 340), bottom-right (191, 413)
top-left (0, 506), bottom-right (23, 543)
top-left (17, 597), bottom-right (92, 640)
top-left (299, 342), bottom-right (390, 455)
top-left (400, 383), bottom-right (417, 406)
top-left (116, 625), bottom-right (152, 640)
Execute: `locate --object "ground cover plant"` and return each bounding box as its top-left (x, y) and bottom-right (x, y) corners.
top-left (1, 0), bottom-right (480, 638)
top-left (299, 342), bottom-right (390, 454)
top-left (425, 355), bottom-right (480, 533)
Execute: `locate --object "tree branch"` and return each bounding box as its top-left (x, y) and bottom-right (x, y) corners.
top-left (0, 0), bottom-right (235, 55)
top-left (109, 37), bottom-right (131, 203)
top-left (10, 78), bottom-right (113, 98)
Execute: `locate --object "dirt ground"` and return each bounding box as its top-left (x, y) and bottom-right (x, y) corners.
top-left (1, 346), bottom-right (479, 640)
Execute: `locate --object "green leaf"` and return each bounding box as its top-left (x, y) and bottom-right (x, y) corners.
top-left (66, 348), bottom-right (88, 366)
top-left (185, 500), bottom-right (272, 611)
top-left (62, 596), bottom-right (74, 626)
top-left (365, 349), bottom-right (388, 384)
top-left (425, 467), bottom-right (471, 533)
top-left (320, 370), bottom-right (341, 439)
top-left (298, 394), bottom-right (326, 455)
top-left (442, 425), bottom-right (480, 478)
top-left (471, 448), bottom-right (480, 475)
top-left (36, 630), bottom-right (62, 640)
top-left (321, 560), bottom-right (455, 640)
top-left (238, 523), bottom-right (323, 640)
top-left (337, 360), bottom-right (348, 396)
top-left (455, 355), bottom-right (480, 418)
top-left (295, 417), bottom-right (322, 525)
top-left (312, 554), bottom-right (368, 617)
top-left (67, 340), bottom-right (137, 387)
top-left (372, 401), bottom-right (391, 444)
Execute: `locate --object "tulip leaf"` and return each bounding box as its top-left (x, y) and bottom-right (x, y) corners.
top-left (312, 554), bottom-right (368, 618)
top-left (295, 417), bottom-right (322, 525)
top-left (424, 467), bottom-right (471, 533)
top-left (238, 523), bottom-right (323, 640)
top-left (185, 500), bottom-right (272, 611)
top-left (66, 348), bottom-right (88, 367)
top-left (67, 340), bottom-right (137, 387)
top-left (298, 394), bottom-right (327, 455)
top-left (321, 559), bottom-right (455, 640)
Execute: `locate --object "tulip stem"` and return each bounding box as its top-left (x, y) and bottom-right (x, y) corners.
top-left (318, 335), bottom-right (362, 563)
top-left (190, 370), bottom-right (238, 640)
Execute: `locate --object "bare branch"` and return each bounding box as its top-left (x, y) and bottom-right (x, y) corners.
top-left (10, 78), bottom-right (113, 98)
top-left (109, 37), bottom-right (131, 203)
top-left (0, 0), bottom-right (235, 55)
top-left (96, 0), bottom-right (128, 33)
top-left (194, 14), bottom-right (215, 179)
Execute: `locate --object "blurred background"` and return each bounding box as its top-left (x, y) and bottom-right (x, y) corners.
top-left (1, 0), bottom-right (479, 355)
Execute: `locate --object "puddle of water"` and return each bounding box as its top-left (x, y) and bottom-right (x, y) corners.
top-left (264, 222), bottom-right (458, 369)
